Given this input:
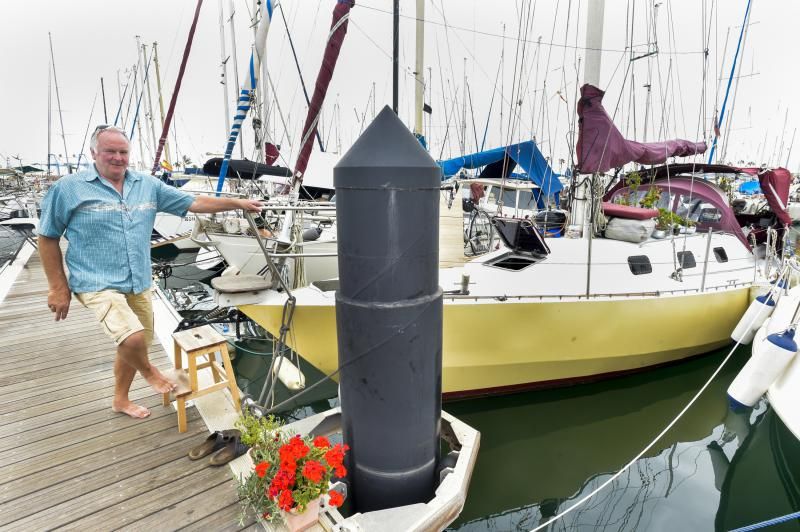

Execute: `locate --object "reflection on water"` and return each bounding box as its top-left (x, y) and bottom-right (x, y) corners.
top-left (446, 347), bottom-right (800, 531)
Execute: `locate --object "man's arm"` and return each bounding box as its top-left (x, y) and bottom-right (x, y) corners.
top-left (39, 235), bottom-right (71, 321)
top-left (188, 196), bottom-right (263, 214)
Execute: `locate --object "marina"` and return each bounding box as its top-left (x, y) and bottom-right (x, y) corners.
top-left (3, 0), bottom-right (800, 530)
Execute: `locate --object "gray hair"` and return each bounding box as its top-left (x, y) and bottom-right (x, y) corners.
top-left (90, 125), bottom-right (130, 152)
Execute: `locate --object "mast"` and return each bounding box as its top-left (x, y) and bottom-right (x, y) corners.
top-left (460, 57), bottom-right (467, 155)
top-left (213, 0), bottom-right (275, 191)
top-left (392, 0), bottom-right (399, 113)
top-left (131, 66), bottom-right (147, 170)
top-left (574, 0), bottom-right (606, 301)
top-left (584, 1), bottom-right (605, 87)
top-left (141, 42), bottom-right (159, 162)
top-left (227, 0), bottom-right (244, 158)
top-left (48, 32), bottom-right (72, 173)
top-left (413, 0), bottom-right (425, 145)
top-left (47, 60), bottom-right (52, 175)
top-left (151, 0), bottom-right (204, 175)
top-left (571, 0), bottom-right (605, 238)
top-left (218, 0), bottom-right (232, 138)
top-left (152, 42), bottom-right (172, 169)
top-left (707, 0), bottom-right (752, 163)
top-left (100, 77), bottom-right (108, 124)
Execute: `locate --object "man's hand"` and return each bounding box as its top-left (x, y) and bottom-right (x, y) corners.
top-left (239, 199), bottom-right (265, 212)
top-left (48, 286), bottom-right (71, 321)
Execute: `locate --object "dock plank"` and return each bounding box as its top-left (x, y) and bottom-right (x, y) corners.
top-left (0, 250), bottom-right (246, 530)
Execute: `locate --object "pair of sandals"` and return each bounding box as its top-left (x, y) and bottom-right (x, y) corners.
top-left (188, 429), bottom-right (249, 466)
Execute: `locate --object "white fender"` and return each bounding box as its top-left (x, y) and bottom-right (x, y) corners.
top-left (731, 293), bottom-right (777, 345)
top-left (728, 328), bottom-right (798, 408)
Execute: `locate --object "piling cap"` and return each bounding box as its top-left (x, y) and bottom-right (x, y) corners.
top-left (335, 106), bottom-right (441, 189)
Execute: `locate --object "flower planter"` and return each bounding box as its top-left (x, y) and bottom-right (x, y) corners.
top-left (686, 226), bottom-right (697, 234)
top-left (281, 497), bottom-right (321, 532)
top-left (652, 229), bottom-right (667, 239)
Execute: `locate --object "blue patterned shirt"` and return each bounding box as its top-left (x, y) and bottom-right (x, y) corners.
top-left (39, 166), bottom-right (195, 294)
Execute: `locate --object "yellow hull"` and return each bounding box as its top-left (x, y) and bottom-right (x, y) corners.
top-left (241, 287), bottom-right (749, 396)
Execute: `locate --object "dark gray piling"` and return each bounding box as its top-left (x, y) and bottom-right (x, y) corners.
top-left (334, 105), bottom-right (443, 512)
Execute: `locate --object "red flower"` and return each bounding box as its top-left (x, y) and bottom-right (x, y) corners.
top-left (324, 443), bottom-right (349, 478)
top-left (334, 464), bottom-right (347, 478)
top-left (255, 461), bottom-right (270, 478)
top-left (278, 489), bottom-right (295, 511)
top-left (328, 490), bottom-right (344, 508)
top-left (269, 468), bottom-right (296, 498)
top-left (313, 435), bottom-right (331, 449)
top-left (302, 460), bottom-right (326, 484)
top-left (287, 435), bottom-right (310, 459)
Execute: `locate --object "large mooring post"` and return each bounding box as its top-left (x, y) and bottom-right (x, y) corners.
top-left (335, 106), bottom-right (443, 512)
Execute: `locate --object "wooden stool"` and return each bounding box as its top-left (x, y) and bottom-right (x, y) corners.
top-left (162, 325), bottom-right (241, 432)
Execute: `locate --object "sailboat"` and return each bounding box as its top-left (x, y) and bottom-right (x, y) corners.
top-left (222, 1), bottom-right (795, 399)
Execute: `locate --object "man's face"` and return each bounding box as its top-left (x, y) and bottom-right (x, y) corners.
top-left (92, 131), bottom-right (130, 182)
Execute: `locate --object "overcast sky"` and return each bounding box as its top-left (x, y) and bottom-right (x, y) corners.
top-left (1, 0), bottom-right (796, 174)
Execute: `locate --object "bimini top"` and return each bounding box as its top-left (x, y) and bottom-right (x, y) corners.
top-left (437, 141), bottom-right (563, 199)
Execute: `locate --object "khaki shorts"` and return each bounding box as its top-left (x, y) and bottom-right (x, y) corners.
top-left (75, 289), bottom-right (153, 346)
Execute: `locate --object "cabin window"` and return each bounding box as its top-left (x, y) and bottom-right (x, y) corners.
top-left (676, 195), bottom-right (720, 224)
top-left (627, 255), bottom-right (652, 275)
top-left (517, 190), bottom-right (537, 210)
top-left (713, 247), bottom-right (728, 263)
top-left (500, 189), bottom-right (518, 210)
top-left (676, 251), bottom-right (697, 269)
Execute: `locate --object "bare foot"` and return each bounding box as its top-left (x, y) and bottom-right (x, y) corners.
top-left (140, 366), bottom-right (176, 394)
top-left (112, 400), bottom-right (151, 419)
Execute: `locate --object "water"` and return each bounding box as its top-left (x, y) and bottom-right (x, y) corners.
top-left (445, 346), bottom-right (800, 531)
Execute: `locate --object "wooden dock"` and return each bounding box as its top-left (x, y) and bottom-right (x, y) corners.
top-left (0, 249), bottom-right (257, 531)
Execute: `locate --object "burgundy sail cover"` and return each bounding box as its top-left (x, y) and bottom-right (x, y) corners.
top-left (576, 84), bottom-right (707, 174)
top-left (759, 167), bottom-right (792, 225)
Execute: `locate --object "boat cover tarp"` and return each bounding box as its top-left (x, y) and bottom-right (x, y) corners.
top-left (738, 181), bottom-right (761, 195)
top-left (438, 141), bottom-right (563, 199)
top-left (759, 168), bottom-right (792, 226)
top-left (202, 158), bottom-right (292, 179)
top-left (577, 84), bottom-right (707, 174)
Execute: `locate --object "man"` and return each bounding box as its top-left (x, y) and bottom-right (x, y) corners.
top-left (39, 125), bottom-right (262, 419)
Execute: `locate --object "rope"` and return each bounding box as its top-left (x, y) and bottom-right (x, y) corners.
top-left (729, 511), bottom-right (800, 532)
top-left (532, 267), bottom-right (789, 531)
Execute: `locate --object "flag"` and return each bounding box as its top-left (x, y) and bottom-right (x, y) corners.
top-left (161, 160), bottom-right (173, 171)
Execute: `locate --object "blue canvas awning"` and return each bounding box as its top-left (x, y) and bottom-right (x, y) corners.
top-left (738, 180), bottom-right (761, 195)
top-left (438, 141), bottom-right (563, 197)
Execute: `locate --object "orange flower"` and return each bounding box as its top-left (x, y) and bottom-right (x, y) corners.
top-left (328, 490), bottom-right (344, 507)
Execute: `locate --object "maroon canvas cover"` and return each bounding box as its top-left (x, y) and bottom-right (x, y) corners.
top-left (293, 0), bottom-right (354, 184)
top-left (576, 84), bottom-right (707, 174)
top-left (759, 168), bottom-right (792, 225)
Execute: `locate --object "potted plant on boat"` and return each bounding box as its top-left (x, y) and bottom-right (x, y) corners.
top-left (652, 209), bottom-right (672, 239)
top-left (236, 413), bottom-right (348, 531)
